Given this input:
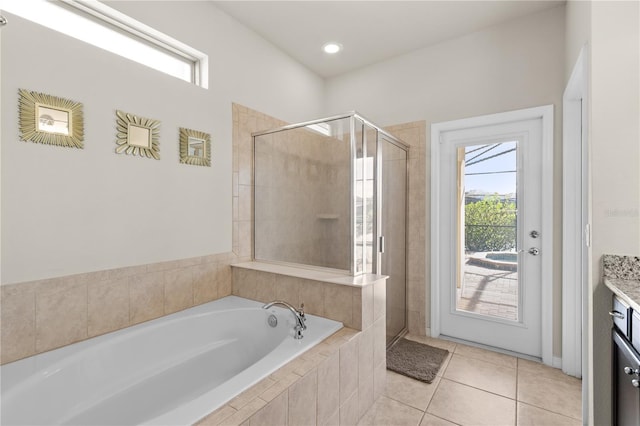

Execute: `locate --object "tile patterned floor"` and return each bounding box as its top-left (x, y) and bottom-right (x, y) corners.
top-left (358, 335), bottom-right (582, 426)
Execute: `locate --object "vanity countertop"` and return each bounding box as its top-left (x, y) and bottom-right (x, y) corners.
top-left (603, 254), bottom-right (640, 311)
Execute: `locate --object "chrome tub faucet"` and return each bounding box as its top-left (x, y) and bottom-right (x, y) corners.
top-left (263, 300), bottom-right (306, 339)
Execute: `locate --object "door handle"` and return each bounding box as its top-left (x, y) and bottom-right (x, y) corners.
top-left (610, 310), bottom-right (626, 320)
top-left (528, 247), bottom-right (539, 256)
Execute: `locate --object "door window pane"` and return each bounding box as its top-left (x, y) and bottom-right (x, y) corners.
top-left (456, 141), bottom-right (518, 321)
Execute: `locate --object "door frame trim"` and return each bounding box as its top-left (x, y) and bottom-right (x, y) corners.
top-left (430, 105), bottom-right (554, 366)
top-left (562, 46), bottom-right (589, 379)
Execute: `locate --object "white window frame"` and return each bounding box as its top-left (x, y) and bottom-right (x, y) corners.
top-left (3, 0), bottom-right (209, 88)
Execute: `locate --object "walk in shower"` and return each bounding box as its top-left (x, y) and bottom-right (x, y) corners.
top-left (252, 112), bottom-right (408, 345)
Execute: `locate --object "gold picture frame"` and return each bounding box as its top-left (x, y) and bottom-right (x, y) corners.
top-left (115, 110), bottom-right (160, 160)
top-left (179, 127), bottom-right (211, 167)
top-left (18, 89), bottom-right (84, 148)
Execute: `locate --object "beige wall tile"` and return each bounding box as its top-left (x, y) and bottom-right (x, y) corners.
top-left (360, 284), bottom-right (374, 330)
top-left (193, 262), bottom-right (219, 305)
top-left (129, 271), bottom-right (164, 325)
top-left (254, 272), bottom-right (277, 304)
top-left (35, 282), bottom-right (88, 353)
top-left (233, 267), bottom-right (257, 300)
top-left (164, 268), bottom-right (194, 314)
top-left (339, 334), bottom-right (359, 405)
top-left (249, 391), bottom-right (287, 426)
top-left (372, 279), bottom-right (386, 321)
top-left (351, 288), bottom-right (362, 331)
top-left (262, 372), bottom-right (300, 402)
top-left (1, 285), bottom-right (36, 363)
top-left (2, 253), bottom-right (238, 362)
top-left (196, 405), bottom-right (237, 426)
top-left (106, 264), bottom-right (148, 280)
top-left (217, 263), bottom-right (233, 297)
top-left (357, 326), bottom-right (374, 418)
top-left (339, 389), bottom-right (359, 426)
top-left (324, 284), bottom-right (352, 328)
top-left (299, 280), bottom-right (324, 317)
top-left (358, 395), bottom-right (424, 426)
top-left (88, 277), bottom-right (129, 337)
top-left (372, 316), bottom-right (386, 368)
top-left (34, 275), bottom-right (84, 297)
top-left (275, 275), bottom-right (300, 307)
top-left (321, 409), bottom-right (339, 426)
top-left (223, 398), bottom-right (267, 426)
top-left (373, 360), bottom-right (386, 402)
top-left (288, 370), bottom-right (317, 426)
top-left (238, 185), bottom-right (253, 222)
top-left (317, 351), bottom-right (340, 426)
top-left (238, 221), bottom-right (252, 258)
top-left (229, 378), bottom-right (276, 410)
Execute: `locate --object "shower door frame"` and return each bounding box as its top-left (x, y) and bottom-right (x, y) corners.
top-left (251, 112), bottom-right (409, 274)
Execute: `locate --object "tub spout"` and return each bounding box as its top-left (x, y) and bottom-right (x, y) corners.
top-left (263, 300), bottom-right (306, 339)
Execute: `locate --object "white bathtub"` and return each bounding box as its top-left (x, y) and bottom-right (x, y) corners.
top-left (1, 296), bottom-right (343, 425)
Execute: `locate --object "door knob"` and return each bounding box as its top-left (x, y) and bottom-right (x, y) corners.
top-left (528, 247), bottom-right (539, 256)
top-left (530, 230), bottom-right (539, 238)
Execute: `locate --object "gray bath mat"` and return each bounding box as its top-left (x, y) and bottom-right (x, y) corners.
top-left (386, 338), bottom-right (449, 383)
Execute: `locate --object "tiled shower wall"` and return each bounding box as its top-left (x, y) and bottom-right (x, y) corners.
top-left (253, 125), bottom-right (351, 270)
top-left (384, 122), bottom-right (427, 335)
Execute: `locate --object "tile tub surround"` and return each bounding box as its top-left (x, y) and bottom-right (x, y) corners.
top-left (0, 253), bottom-right (235, 365)
top-left (196, 326), bottom-right (387, 426)
top-left (231, 262), bottom-right (387, 331)
top-left (227, 262), bottom-right (387, 425)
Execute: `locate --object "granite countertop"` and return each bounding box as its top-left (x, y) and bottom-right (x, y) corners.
top-left (603, 255), bottom-right (640, 311)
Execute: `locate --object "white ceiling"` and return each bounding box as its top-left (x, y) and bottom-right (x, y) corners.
top-left (213, 1), bottom-right (564, 78)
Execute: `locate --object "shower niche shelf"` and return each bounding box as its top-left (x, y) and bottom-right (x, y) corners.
top-left (316, 214), bottom-right (339, 220)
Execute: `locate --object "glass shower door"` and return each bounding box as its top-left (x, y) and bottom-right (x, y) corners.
top-left (379, 137), bottom-right (407, 345)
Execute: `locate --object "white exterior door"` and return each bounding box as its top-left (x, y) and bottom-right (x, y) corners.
top-left (431, 106), bottom-right (553, 360)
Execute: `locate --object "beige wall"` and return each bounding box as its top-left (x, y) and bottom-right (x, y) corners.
top-left (1, 1), bottom-right (324, 285)
top-left (325, 6), bottom-right (566, 357)
top-left (565, 1), bottom-right (640, 423)
top-left (590, 2), bottom-right (640, 424)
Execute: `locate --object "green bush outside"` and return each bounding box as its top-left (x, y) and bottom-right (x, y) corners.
top-left (465, 196), bottom-right (516, 252)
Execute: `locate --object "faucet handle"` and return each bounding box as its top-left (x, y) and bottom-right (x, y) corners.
top-left (298, 303), bottom-right (306, 321)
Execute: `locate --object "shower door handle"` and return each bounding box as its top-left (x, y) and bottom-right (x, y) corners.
top-left (379, 236), bottom-right (385, 253)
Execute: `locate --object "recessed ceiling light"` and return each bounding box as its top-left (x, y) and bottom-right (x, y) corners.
top-left (322, 42), bottom-right (342, 54)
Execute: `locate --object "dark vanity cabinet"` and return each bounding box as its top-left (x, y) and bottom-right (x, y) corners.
top-left (611, 296), bottom-right (640, 425)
